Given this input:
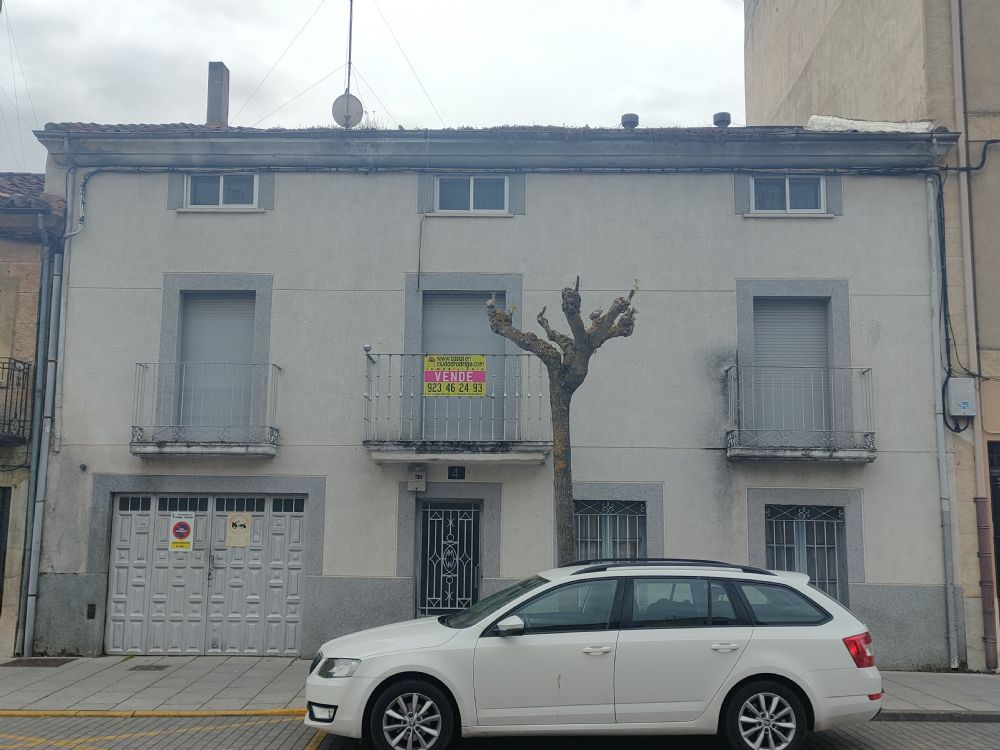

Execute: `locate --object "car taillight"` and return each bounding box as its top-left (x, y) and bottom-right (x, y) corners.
top-left (843, 631), bottom-right (875, 668)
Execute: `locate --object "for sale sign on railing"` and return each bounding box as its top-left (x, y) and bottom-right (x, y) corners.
top-left (423, 355), bottom-right (487, 396)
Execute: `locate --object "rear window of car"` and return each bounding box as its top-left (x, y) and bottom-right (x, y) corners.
top-left (737, 582), bottom-right (830, 625)
top-left (630, 578), bottom-right (743, 628)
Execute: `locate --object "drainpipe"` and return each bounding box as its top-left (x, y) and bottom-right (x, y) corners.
top-left (12, 216), bottom-right (54, 656)
top-left (951, 0), bottom-right (998, 672)
top-left (21, 163), bottom-right (74, 656)
top-left (928, 177), bottom-right (960, 669)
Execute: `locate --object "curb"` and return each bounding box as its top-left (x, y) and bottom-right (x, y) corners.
top-left (0, 708), bottom-right (304, 718)
top-left (876, 709), bottom-right (1000, 723)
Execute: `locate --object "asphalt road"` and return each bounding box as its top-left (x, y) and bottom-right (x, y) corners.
top-left (2, 716), bottom-right (1000, 750)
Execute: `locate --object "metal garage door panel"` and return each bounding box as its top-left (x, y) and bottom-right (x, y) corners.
top-left (264, 498), bottom-right (304, 654)
top-left (106, 498), bottom-right (153, 654)
top-left (146, 498), bottom-right (210, 655)
top-left (207, 497), bottom-right (267, 654)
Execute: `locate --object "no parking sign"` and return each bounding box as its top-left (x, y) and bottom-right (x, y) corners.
top-left (169, 512), bottom-right (195, 551)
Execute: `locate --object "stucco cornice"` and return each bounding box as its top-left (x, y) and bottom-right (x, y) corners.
top-left (34, 126), bottom-right (958, 171)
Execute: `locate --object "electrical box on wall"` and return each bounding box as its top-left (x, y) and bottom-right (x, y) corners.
top-left (946, 377), bottom-right (977, 417)
top-left (407, 464), bottom-right (426, 492)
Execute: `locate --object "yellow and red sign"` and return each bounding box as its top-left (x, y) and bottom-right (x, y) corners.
top-left (423, 355), bottom-right (487, 397)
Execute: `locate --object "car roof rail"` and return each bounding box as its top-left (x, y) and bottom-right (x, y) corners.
top-left (566, 557), bottom-right (776, 577)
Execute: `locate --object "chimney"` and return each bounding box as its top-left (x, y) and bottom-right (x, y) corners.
top-left (206, 61), bottom-right (230, 128)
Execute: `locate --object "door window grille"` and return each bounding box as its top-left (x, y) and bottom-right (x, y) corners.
top-left (765, 504), bottom-right (848, 604)
top-left (419, 502), bottom-right (480, 616)
top-left (574, 500), bottom-right (646, 561)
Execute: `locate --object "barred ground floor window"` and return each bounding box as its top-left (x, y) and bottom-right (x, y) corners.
top-left (765, 504), bottom-right (848, 604)
top-left (574, 500), bottom-right (646, 561)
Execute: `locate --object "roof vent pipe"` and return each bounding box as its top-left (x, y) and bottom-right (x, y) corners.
top-left (713, 112), bottom-right (732, 128)
top-left (207, 61), bottom-right (230, 128)
top-left (621, 113), bottom-right (639, 130)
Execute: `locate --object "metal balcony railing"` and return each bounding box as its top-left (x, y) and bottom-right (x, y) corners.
top-left (363, 352), bottom-right (552, 444)
top-left (131, 362), bottom-right (279, 446)
top-left (726, 365), bottom-right (876, 455)
top-left (0, 358), bottom-right (31, 445)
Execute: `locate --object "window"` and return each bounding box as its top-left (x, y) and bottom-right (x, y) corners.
top-left (575, 500), bottom-right (646, 560)
top-left (629, 578), bottom-right (741, 628)
top-left (510, 579), bottom-right (620, 634)
top-left (736, 582), bottom-right (830, 625)
top-left (187, 174), bottom-right (257, 208)
top-left (751, 175), bottom-right (825, 213)
top-left (435, 176), bottom-right (508, 213)
top-left (765, 504), bottom-right (848, 603)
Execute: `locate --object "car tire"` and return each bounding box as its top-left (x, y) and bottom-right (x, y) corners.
top-left (722, 680), bottom-right (807, 750)
top-left (369, 679), bottom-right (455, 750)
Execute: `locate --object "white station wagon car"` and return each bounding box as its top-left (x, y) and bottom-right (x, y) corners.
top-left (305, 559), bottom-right (881, 750)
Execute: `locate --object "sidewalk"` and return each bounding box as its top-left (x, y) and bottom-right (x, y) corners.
top-left (0, 656), bottom-right (997, 720)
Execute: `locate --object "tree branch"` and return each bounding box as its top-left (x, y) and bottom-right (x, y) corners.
top-left (486, 296), bottom-right (561, 368)
top-left (587, 288), bottom-right (636, 345)
top-left (561, 282), bottom-right (588, 349)
top-left (597, 307), bottom-right (637, 345)
top-left (536, 306), bottom-right (574, 354)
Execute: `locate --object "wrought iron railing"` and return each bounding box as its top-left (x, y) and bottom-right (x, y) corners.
top-left (131, 362), bottom-right (279, 445)
top-left (0, 358), bottom-right (31, 445)
top-left (726, 365), bottom-right (876, 452)
top-left (363, 352), bottom-right (552, 443)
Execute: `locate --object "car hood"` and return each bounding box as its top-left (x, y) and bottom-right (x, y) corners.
top-left (317, 617), bottom-right (461, 659)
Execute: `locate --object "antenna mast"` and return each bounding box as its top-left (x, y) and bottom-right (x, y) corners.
top-left (345, 0), bottom-right (354, 99)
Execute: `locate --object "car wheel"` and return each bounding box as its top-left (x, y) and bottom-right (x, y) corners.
top-left (723, 680), bottom-right (806, 750)
top-left (369, 679), bottom-right (454, 750)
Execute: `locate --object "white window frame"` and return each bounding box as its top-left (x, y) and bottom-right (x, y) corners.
top-left (750, 175), bottom-right (826, 214)
top-left (185, 173), bottom-right (259, 210)
top-left (434, 175), bottom-right (510, 215)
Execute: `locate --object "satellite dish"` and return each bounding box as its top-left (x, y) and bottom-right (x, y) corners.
top-left (332, 93), bottom-right (364, 128)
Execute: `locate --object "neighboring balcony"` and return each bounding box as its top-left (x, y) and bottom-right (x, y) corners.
top-left (725, 365), bottom-right (876, 463)
top-left (0, 358), bottom-right (31, 446)
top-left (363, 352), bottom-right (552, 464)
top-left (131, 362), bottom-right (280, 457)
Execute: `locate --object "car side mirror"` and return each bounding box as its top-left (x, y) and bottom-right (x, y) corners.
top-left (496, 615), bottom-right (525, 636)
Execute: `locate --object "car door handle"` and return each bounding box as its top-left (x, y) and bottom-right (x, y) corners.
top-left (710, 643), bottom-right (740, 652)
top-left (582, 646), bottom-right (613, 655)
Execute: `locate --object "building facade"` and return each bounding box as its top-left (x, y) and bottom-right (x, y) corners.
top-left (0, 174), bottom-right (60, 656)
top-left (745, 0), bottom-right (999, 673)
top-left (28, 72), bottom-right (962, 668)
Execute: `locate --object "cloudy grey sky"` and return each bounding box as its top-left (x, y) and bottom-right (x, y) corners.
top-left (0, 0), bottom-right (746, 173)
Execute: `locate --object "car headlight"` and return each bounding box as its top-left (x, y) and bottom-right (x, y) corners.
top-left (316, 657), bottom-right (360, 678)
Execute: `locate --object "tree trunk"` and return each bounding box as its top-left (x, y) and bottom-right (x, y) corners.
top-left (550, 379), bottom-right (576, 566)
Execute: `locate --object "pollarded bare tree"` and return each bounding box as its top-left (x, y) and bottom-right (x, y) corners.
top-left (486, 277), bottom-right (637, 565)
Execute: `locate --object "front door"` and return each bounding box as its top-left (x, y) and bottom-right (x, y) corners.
top-left (474, 578), bottom-right (622, 726)
top-left (418, 502), bottom-right (480, 616)
top-left (615, 577), bottom-right (753, 722)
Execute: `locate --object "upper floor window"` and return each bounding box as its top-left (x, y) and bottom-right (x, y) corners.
top-left (751, 175), bottom-right (825, 214)
top-left (188, 174), bottom-right (257, 208)
top-left (436, 175), bottom-right (508, 213)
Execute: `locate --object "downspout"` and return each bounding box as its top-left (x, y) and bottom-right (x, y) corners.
top-left (928, 176), bottom-right (960, 669)
top-left (951, 0), bottom-right (997, 671)
top-left (21, 163), bottom-right (73, 656)
top-left (12, 215), bottom-right (54, 656)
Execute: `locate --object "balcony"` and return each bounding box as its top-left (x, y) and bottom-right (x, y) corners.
top-left (363, 352), bottom-right (552, 464)
top-left (0, 358), bottom-right (31, 446)
top-left (131, 362), bottom-right (279, 457)
top-left (725, 365), bottom-right (876, 463)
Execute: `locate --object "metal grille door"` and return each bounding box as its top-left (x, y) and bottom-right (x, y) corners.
top-left (419, 502), bottom-right (480, 616)
top-left (765, 504), bottom-right (847, 603)
top-left (575, 500), bottom-right (647, 560)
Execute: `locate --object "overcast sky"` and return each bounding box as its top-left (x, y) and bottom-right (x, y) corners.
top-left (0, 0), bottom-right (746, 173)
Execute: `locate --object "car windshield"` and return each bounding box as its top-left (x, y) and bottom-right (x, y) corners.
top-left (440, 576), bottom-right (548, 628)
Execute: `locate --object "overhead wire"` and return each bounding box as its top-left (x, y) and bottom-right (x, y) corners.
top-left (3, 1), bottom-right (36, 126)
top-left (233, 0), bottom-right (328, 123)
top-left (0, 99), bottom-right (18, 168)
top-left (351, 65), bottom-right (398, 128)
top-left (251, 64), bottom-right (347, 127)
top-left (4, 6), bottom-right (23, 166)
top-left (367, 0), bottom-right (445, 127)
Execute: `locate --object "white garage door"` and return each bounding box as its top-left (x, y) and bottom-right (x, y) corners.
top-left (106, 494), bottom-right (304, 655)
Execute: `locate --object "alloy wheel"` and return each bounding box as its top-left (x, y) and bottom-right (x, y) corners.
top-left (381, 691), bottom-right (443, 750)
top-left (737, 691), bottom-right (797, 750)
